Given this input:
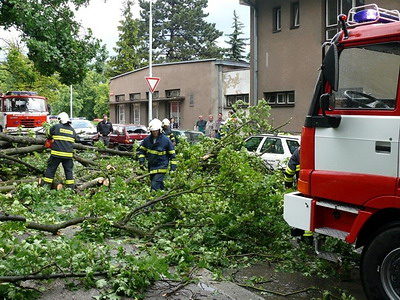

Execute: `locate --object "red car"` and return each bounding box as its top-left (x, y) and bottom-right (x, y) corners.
top-left (95, 124), bottom-right (149, 151)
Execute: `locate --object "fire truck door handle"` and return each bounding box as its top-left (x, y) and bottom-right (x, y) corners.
top-left (375, 141), bottom-right (391, 154)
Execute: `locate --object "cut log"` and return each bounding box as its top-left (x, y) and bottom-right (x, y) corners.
top-left (76, 177), bottom-right (105, 191)
top-left (73, 154), bottom-right (98, 167)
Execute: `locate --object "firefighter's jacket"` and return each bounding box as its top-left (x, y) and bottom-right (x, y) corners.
top-left (138, 134), bottom-right (177, 173)
top-left (47, 123), bottom-right (77, 158)
top-left (284, 147), bottom-right (300, 183)
top-left (163, 127), bottom-right (176, 144)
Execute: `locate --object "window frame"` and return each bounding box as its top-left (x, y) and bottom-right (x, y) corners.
top-left (264, 91), bottom-right (295, 107)
top-left (225, 94), bottom-right (250, 108)
top-left (273, 6), bottom-right (282, 33)
top-left (291, 2), bottom-right (300, 29)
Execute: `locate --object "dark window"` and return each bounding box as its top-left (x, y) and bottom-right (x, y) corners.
top-left (166, 89), bottom-right (180, 98)
top-left (129, 93), bottom-right (141, 101)
top-left (264, 91), bottom-right (295, 107)
top-left (146, 91), bottom-right (159, 99)
top-left (115, 94), bottom-right (125, 102)
top-left (325, 0), bottom-right (365, 40)
top-left (291, 2), bottom-right (300, 28)
top-left (261, 138), bottom-right (284, 154)
top-left (245, 137), bottom-right (263, 152)
top-left (225, 94), bottom-right (249, 108)
top-left (273, 7), bottom-right (281, 32)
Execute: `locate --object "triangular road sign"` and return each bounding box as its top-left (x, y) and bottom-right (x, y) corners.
top-left (145, 77), bottom-right (160, 93)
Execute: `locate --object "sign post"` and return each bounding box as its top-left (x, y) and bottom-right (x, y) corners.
top-left (148, 0), bottom-right (153, 123)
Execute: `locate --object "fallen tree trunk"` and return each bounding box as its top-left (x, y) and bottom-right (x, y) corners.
top-left (0, 213), bottom-right (98, 235)
top-left (0, 153), bottom-right (43, 173)
top-left (125, 173), bottom-right (151, 184)
top-left (0, 133), bottom-right (133, 157)
top-left (0, 186), bottom-right (15, 193)
top-left (73, 154), bottom-right (98, 167)
top-left (0, 271), bottom-right (108, 283)
top-left (0, 145), bottom-right (46, 156)
top-left (0, 178), bottom-right (38, 186)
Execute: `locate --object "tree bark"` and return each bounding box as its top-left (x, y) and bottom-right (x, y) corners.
top-left (0, 186), bottom-right (15, 193)
top-left (73, 154), bottom-right (98, 167)
top-left (0, 153), bottom-right (43, 173)
top-left (0, 145), bottom-right (46, 155)
top-left (0, 271), bottom-right (108, 283)
top-left (0, 213), bottom-right (98, 235)
top-left (76, 177), bottom-right (105, 191)
top-left (0, 178), bottom-right (38, 186)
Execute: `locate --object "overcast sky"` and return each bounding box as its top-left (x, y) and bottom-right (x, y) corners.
top-left (0, 0), bottom-right (250, 58)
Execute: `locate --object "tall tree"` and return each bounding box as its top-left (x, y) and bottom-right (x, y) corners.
top-left (225, 10), bottom-right (248, 62)
top-left (138, 0), bottom-right (223, 63)
top-left (108, 0), bottom-right (145, 77)
top-left (0, 0), bottom-right (101, 85)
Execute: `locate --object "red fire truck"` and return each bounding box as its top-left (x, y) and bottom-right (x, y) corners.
top-left (0, 91), bottom-right (49, 132)
top-left (283, 4), bottom-right (400, 300)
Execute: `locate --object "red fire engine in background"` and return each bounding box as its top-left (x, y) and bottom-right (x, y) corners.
top-left (284, 4), bottom-right (400, 300)
top-left (0, 91), bottom-right (49, 132)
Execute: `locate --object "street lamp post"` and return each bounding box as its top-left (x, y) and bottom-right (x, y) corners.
top-left (148, 0), bottom-right (153, 123)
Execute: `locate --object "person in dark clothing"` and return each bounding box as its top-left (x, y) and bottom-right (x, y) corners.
top-left (162, 118), bottom-right (176, 145)
top-left (195, 115), bottom-right (207, 134)
top-left (284, 147), bottom-right (300, 188)
top-left (170, 118), bottom-right (179, 129)
top-left (97, 114), bottom-right (113, 146)
top-left (43, 112), bottom-right (77, 189)
top-left (138, 119), bottom-right (177, 191)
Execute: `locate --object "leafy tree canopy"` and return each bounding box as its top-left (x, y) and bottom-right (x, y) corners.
top-left (138, 0), bottom-right (223, 63)
top-left (0, 0), bottom-right (101, 85)
top-left (225, 10), bottom-right (248, 62)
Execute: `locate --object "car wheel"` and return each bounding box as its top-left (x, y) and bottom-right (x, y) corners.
top-left (361, 225), bottom-right (400, 300)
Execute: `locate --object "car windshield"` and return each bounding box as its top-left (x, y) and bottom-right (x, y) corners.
top-left (5, 97), bottom-right (46, 112)
top-left (71, 120), bottom-right (94, 129)
top-left (126, 126), bottom-right (146, 134)
top-left (245, 137), bottom-right (263, 152)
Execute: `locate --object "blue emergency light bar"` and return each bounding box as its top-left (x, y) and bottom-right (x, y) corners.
top-left (348, 4), bottom-right (400, 26)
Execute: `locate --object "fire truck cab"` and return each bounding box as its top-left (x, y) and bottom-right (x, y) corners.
top-left (283, 5), bottom-right (400, 300)
top-left (0, 91), bottom-right (49, 132)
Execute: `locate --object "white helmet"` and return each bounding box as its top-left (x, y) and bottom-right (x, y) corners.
top-left (162, 118), bottom-right (170, 127)
top-left (148, 118), bottom-right (162, 131)
top-left (58, 112), bottom-right (70, 124)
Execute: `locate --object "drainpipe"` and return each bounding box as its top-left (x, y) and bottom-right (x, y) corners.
top-left (252, 5), bottom-right (259, 105)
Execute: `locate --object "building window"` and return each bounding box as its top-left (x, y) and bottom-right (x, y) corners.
top-left (325, 0), bottom-right (364, 40)
top-left (152, 102), bottom-right (159, 119)
top-left (115, 94), bottom-right (125, 102)
top-left (133, 103), bottom-right (140, 124)
top-left (129, 93), bottom-right (141, 101)
top-left (264, 91), bottom-right (295, 107)
top-left (273, 7), bottom-right (281, 32)
top-left (291, 2), bottom-right (300, 29)
top-left (170, 101), bottom-right (180, 126)
top-left (166, 89), bottom-right (180, 98)
top-left (146, 91), bottom-right (159, 99)
top-left (225, 94), bottom-right (249, 108)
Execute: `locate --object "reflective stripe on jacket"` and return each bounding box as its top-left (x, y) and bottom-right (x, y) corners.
top-left (48, 123), bottom-right (76, 158)
top-left (138, 134), bottom-right (176, 173)
top-left (163, 128), bottom-right (176, 144)
top-left (284, 147), bottom-right (300, 183)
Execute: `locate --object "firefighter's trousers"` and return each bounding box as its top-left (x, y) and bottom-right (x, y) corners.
top-left (43, 156), bottom-right (74, 188)
top-left (150, 173), bottom-right (165, 191)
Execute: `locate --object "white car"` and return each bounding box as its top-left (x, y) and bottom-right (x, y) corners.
top-left (70, 118), bottom-right (97, 145)
top-left (244, 134), bottom-right (300, 170)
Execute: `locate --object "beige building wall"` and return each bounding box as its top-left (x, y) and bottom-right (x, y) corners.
top-left (109, 60), bottom-right (249, 130)
top-left (246, 0), bottom-right (399, 133)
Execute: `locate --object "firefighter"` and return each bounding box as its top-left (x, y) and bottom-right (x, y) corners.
top-left (138, 119), bottom-right (177, 191)
top-left (283, 147), bottom-right (300, 188)
top-left (43, 112), bottom-right (77, 189)
top-left (161, 118), bottom-right (176, 145)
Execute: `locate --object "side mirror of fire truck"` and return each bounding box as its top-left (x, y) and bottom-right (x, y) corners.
top-left (322, 44), bottom-right (339, 92)
top-left (319, 93), bottom-right (332, 116)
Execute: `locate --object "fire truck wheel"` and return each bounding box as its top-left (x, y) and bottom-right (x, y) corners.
top-left (361, 226), bottom-right (400, 300)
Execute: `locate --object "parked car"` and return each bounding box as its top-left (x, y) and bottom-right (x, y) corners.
top-left (244, 134), bottom-right (300, 170)
top-left (171, 129), bottom-right (204, 143)
top-left (95, 124), bottom-right (149, 151)
top-left (70, 118), bottom-right (97, 145)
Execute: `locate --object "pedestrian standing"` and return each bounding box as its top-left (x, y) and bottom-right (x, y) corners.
top-left (138, 119), bottom-right (177, 191)
top-left (195, 115), bottom-right (207, 134)
top-left (215, 113), bottom-right (225, 139)
top-left (170, 117), bottom-right (179, 129)
top-left (205, 115), bottom-right (216, 138)
top-left (97, 114), bottom-right (113, 146)
top-left (43, 112), bottom-right (77, 189)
